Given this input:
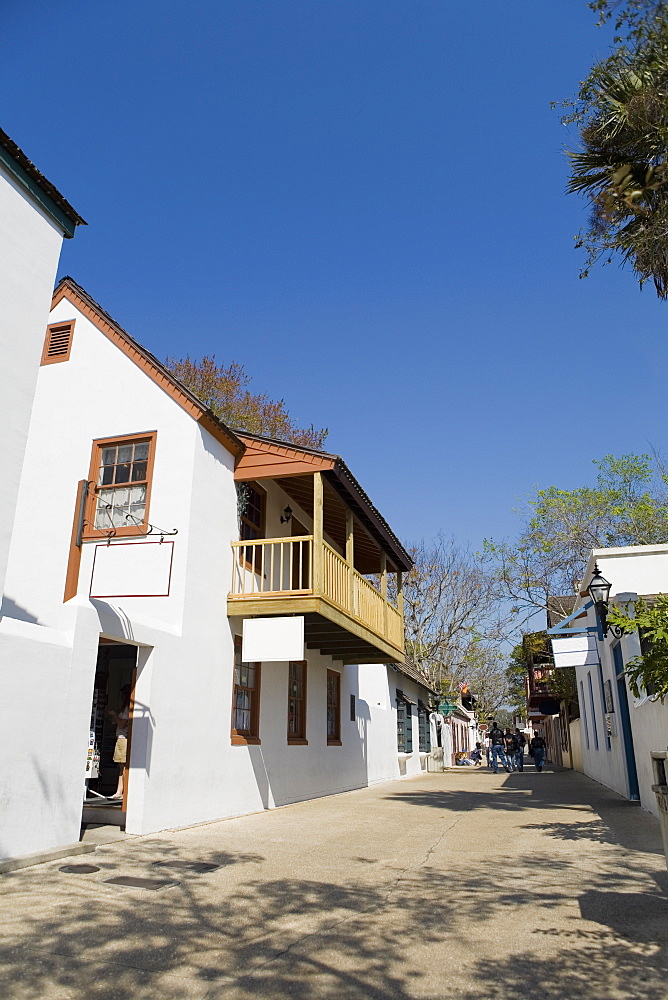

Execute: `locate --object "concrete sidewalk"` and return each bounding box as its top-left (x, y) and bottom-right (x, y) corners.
top-left (1, 765), bottom-right (667, 999)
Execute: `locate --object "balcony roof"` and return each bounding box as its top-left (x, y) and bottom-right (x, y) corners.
top-left (235, 432), bottom-right (413, 572)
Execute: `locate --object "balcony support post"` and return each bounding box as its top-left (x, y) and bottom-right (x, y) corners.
top-left (346, 509), bottom-right (354, 613)
top-left (397, 570), bottom-right (404, 617)
top-left (313, 472), bottom-right (323, 593)
top-left (380, 551), bottom-right (388, 635)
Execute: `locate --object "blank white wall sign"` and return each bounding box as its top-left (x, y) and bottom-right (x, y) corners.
top-left (551, 635), bottom-right (600, 669)
top-left (242, 616), bottom-right (304, 662)
top-left (90, 541), bottom-right (174, 598)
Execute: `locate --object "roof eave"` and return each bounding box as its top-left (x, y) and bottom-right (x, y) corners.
top-left (329, 460), bottom-right (413, 572)
top-left (0, 128), bottom-right (86, 237)
top-left (52, 277), bottom-right (244, 458)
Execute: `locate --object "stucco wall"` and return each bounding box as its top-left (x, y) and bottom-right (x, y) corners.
top-left (0, 168), bottom-right (65, 601)
top-left (569, 719), bottom-right (583, 773)
top-left (1, 293), bottom-right (423, 860)
top-left (1, 295), bottom-right (239, 857)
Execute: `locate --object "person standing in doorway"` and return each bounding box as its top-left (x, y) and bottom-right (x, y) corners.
top-left (530, 732), bottom-right (547, 772)
top-left (108, 684), bottom-right (131, 799)
top-left (488, 721), bottom-right (507, 774)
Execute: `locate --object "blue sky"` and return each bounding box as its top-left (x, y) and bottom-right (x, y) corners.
top-left (4, 1), bottom-right (668, 551)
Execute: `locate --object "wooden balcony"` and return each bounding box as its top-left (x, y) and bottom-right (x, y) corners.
top-left (228, 535), bottom-right (405, 663)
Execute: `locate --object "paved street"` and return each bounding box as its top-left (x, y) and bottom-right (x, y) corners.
top-left (2, 765), bottom-right (667, 1000)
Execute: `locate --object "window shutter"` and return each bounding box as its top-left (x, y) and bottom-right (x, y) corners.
top-left (41, 321), bottom-right (75, 365)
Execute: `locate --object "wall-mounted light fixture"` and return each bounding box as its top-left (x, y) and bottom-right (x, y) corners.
top-left (587, 563), bottom-right (621, 638)
top-left (280, 505), bottom-right (293, 524)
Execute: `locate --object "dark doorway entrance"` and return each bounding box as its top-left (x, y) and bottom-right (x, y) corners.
top-left (82, 641), bottom-right (137, 829)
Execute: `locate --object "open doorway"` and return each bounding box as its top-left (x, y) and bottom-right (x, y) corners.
top-left (82, 640), bottom-right (137, 831)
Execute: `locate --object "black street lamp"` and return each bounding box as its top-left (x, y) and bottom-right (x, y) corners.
top-left (588, 563), bottom-right (612, 637)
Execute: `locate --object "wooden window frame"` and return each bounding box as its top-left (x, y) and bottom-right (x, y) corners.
top-left (327, 669), bottom-right (341, 746)
top-left (231, 636), bottom-right (261, 745)
top-left (82, 431), bottom-right (157, 541)
top-left (41, 320), bottom-right (75, 365)
top-left (287, 660), bottom-right (308, 745)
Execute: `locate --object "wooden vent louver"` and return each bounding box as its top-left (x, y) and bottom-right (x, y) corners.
top-left (41, 321), bottom-right (75, 365)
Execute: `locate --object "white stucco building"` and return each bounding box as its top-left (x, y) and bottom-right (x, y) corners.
top-left (0, 128), bottom-right (84, 607)
top-left (550, 545), bottom-right (668, 819)
top-left (1, 277), bottom-right (433, 864)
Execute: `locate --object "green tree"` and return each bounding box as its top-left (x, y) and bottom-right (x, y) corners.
top-left (563, 1), bottom-right (668, 294)
top-left (165, 354), bottom-right (328, 449)
top-left (506, 643), bottom-right (530, 717)
top-left (488, 453), bottom-right (668, 619)
top-left (608, 594), bottom-right (668, 696)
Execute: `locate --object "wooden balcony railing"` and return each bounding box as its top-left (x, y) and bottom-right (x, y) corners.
top-left (230, 535), bottom-right (403, 652)
top-left (231, 535), bottom-right (313, 595)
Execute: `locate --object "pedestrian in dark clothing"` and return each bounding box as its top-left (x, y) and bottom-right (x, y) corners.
top-left (530, 734), bottom-right (547, 772)
top-left (513, 728), bottom-right (526, 771)
top-left (503, 730), bottom-right (518, 771)
top-left (488, 722), bottom-right (507, 774)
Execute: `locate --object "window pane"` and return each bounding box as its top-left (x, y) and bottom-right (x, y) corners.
top-left (127, 504), bottom-right (145, 525)
top-left (117, 445), bottom-right (132, 463)
top-left (100, 465), bottom-right (114, 486)
top-left (101, 448), bottom-right (116, 466)
top-left (112, 488), bottom-right (130, 508)
top-left (115, 463), bottom-right (131, 484)
top-left (134, 442), bottom-right (149, 460)
top-left (131, 461), bottom-right (147, 482)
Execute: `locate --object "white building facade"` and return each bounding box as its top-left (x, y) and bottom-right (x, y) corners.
top-left (1, 277), bottom-right (422, 863)
top-left (551, 545), bottom-right (668, 819)
top-left (0, 128), bottom-right (84, 606)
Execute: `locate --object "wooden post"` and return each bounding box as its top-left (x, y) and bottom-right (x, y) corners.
top-left (380, 551), bottom-right (388, 636)
top-left (346, 509), bottom-right (354, 613)
top-left (397, 570), bottom-right (404, 616)
top-left (313, 472), bottom-right (323, 594)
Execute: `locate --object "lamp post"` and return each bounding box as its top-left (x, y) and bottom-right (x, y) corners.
top-left (588, 563), bottom-right (612, 638)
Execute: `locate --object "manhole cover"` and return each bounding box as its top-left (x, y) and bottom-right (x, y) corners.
top-left (152, 861), bottom-right (220, 873)
top-left (60, 864), bottom-right (101, 874)
top-left (104, 876), bottom-right (180, 890)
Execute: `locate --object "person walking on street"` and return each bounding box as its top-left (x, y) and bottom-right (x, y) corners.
top-left (530, 733), bottom-right (547, 772)
top-left (503, 729), bottom-right (518, 772)
top-left (488, 721), bottom-right (508, 774)
top-left (513, 728), bottom-right (526, 772)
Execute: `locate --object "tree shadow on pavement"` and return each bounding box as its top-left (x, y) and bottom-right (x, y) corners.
top-left (460, 933), bottom-right (668, 1000)
top-left (383, 771), bottom-right (666, 858)
top-left (520, 819), bottom-right (612, 842)
top-left (0, 829), bottom-right (666, 1000)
